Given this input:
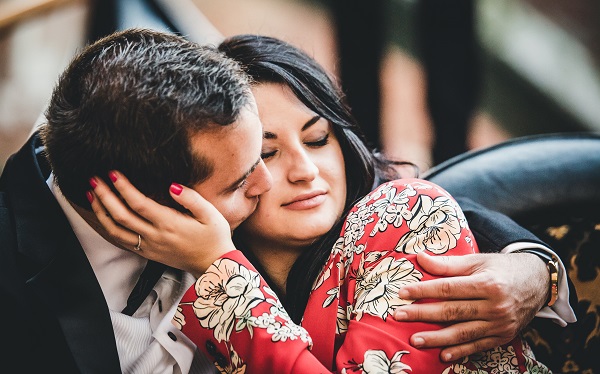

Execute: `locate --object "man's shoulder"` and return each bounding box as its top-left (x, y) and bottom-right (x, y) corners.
top-left (0, 188), bottom-right (13, 219)
top-left (0, 190), bottom-right (16, 241)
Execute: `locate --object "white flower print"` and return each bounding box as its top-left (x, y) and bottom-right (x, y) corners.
top-left (246, 304), bottom-right (313, 345)
top-left (193, 258), bottom-right (265, 342)
top-left (364, 251), bottom-right (389, 263)
top-left (323, 286), bottom-right (340, 308)
top-left (360, 349), bottom-right (412, 374)
top-left (370, 184), bottom-right (416, 236)
top-left (441, 343), bottom-right (552, 374)
top-left (172, 306), bottom-right (186, 331)
top-left (314, 236), bottom-right (354, 290)
top-left (258, 319), bottom-right (312, 343)
top-left (336, 305), bottom-right (352, 335)
top-left (263, 286), bottom-right (289, 318)
top-left (342, 203), bottom-right (374, 255)
top-left (364, 181), bottom-right (395, 203)
top-left (354, 182), bottom-right (388, 209)
top-left (354, 256), bottom-right (422, 321)
top-left (315, 202), bottom-right (377, 293)
top-left (313, 256), bottom-right (335, 291)
top-left (409, 180), bottom-right (435, 191)
top-left (331, 236), bottom-right (345, 257)
top-left (253, 312), bottom-right (276, 329)
top-left (396, 194), bottom-right (462, 254)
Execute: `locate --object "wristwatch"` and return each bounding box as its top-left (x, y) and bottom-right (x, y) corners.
top-left (546, 255), bottom-right (559, 307)
top-left (517, 249), bottom-right (559, 307)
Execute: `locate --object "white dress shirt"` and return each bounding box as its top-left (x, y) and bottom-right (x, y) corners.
top-left (48, 175), bottom-right (216, 374)
top-left (503, 242), bottom-right (576, 326)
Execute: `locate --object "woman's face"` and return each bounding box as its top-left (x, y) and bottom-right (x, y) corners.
top-left (240, 83), bottom-right (347, 248)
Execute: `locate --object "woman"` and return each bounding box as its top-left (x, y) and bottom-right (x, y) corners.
top-left (89, 35), bottom-right (556, 372)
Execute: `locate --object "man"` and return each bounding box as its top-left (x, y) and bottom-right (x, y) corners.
top-left (0, 28), bottom-right (573, 373)
top-left (0, 28), bottom-right (270, 373)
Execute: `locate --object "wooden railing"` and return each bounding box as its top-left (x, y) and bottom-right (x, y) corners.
top-left (0, 0), bottom-right (82, 31)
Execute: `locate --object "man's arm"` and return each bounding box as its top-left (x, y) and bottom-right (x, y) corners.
top-left (392, 198), bottom-right (576, 361)
top-left (459, 197), bottom-right (574, 325)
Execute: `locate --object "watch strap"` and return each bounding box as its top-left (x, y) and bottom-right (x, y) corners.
top-left (515, 248), bottom-right (559, 307)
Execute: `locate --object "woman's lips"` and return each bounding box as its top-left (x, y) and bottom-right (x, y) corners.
top-left (283, 192), bottom-right (327, 210)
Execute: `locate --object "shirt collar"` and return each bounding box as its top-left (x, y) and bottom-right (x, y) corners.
top-left (47, 174), bottom-right (148, 311)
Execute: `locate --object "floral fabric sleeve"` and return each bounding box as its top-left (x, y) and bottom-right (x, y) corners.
top-left (304, 178), bottom-right (551, 373)
top-left (176, 250), bottom-right (327, 373)
top-left (174, 179), bottom-right (551, 373)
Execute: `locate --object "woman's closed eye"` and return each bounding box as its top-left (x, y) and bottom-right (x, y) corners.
top-left (305, 133), bottom-right (330, 148)
top-left (261, 133), bottom-right (330, 160)
top-left (261, 150), bottom-right (277, 160)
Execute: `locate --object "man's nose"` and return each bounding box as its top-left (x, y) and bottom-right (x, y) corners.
top-left (245, 160), bottom-right (272, 197)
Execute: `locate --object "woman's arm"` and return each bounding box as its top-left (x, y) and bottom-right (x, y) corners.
top-left (88, 173), bottom-right (548, 372)
top-left (303, 179), bottom-right (548, 372)
top-left (88, 173), bottom-right (444, 372)
top-left (88, 171), bottom-right (333, 372)
top-left (392, 197), bottom-right (576, 361)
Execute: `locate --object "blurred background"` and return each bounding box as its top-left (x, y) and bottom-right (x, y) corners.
top-left (1, 0), bottom-right (599, 174)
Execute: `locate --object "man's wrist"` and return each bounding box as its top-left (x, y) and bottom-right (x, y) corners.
top-left (515, 248), bottom-right (559, 307)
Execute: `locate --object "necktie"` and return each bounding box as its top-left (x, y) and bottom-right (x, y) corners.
top-left (122, 260), bottom-right (167, 316)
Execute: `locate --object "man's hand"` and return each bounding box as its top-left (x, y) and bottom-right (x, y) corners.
top-left (393, 251), bottom-right (550, 361)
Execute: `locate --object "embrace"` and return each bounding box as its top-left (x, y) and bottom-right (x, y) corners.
top-left (0, 29), bottom-right (574, 373)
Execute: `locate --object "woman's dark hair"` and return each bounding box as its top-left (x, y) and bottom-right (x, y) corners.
top-left (220, 34), bottom-right (403, 322)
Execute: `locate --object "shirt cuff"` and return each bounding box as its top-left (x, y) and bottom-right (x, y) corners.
top-left (502, 242), bottom-right (577, 326)
top-left (154, 303), bottom-right (196, 372)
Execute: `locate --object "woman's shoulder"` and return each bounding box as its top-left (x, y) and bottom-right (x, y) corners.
top-left (374, 178), bottom-right (448, 193)
top-left (357, 178), bottom-right (456, 208)
top-left (340, 177), bottom-right (472, 256)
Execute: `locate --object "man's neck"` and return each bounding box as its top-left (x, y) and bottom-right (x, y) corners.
top-left (70, 201), bottom-right (128, 251)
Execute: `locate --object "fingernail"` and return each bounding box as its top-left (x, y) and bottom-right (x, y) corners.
top-left (89, 177), bottom-right (98, 189)
top-left (86, 191), bottom-right (94, 203)
top-left (443, 353), bottom-right (452, 362)
top-left (170, 183), bottom-right (183, 196)
top-left (394, 310), bottom-right (407, 320)
top-left (109, 171), bottom-right (118, 183)
top-left (412, 336), bottom-right (425, 348)
top-left (398, 288), bottom-right (410, 299)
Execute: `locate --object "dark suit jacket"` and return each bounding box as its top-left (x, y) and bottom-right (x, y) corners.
top-left (0, 133), bottom-right (122, 373)
top-left (0, 133), bottom-right (547, 373)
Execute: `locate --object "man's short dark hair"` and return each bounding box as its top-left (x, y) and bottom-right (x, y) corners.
top-left (41, 28), bottom-right (252, 208)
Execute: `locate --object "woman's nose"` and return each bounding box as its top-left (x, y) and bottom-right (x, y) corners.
top-left (287, 149), bottom-right (318, 183)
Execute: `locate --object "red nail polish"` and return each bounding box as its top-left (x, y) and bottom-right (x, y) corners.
top-left (170, 183), bottom-right (183, 196)
top-left (86, 191), bottom-right (94, 203)
top-left (89, 177), bottom-right (98, 189)
top-left (109, 171), bottom-right (118, 183)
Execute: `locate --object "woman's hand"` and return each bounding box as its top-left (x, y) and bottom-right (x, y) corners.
top-left (88, 170), bottom-right (236, 277)
top-left (393, 251), bottom-right (548, 361)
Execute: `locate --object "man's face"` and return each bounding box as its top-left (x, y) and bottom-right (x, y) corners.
top-left (189, 100), bottom-right (272, 230)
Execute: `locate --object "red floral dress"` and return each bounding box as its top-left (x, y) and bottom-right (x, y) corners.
top-left (174, 179), bottom-right (550, 373)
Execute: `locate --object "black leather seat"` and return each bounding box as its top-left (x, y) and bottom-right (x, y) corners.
top-left (423, 132), bottom-right (600, 374)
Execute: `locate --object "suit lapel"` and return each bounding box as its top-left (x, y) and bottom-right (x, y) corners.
top-left (3, 134), bottom-right (122, 372)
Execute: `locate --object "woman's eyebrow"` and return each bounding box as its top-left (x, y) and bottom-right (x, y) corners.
top-left (301, 115), bottom-right (321, 131)
top-left (263, 115), bottom-right (322, 140)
